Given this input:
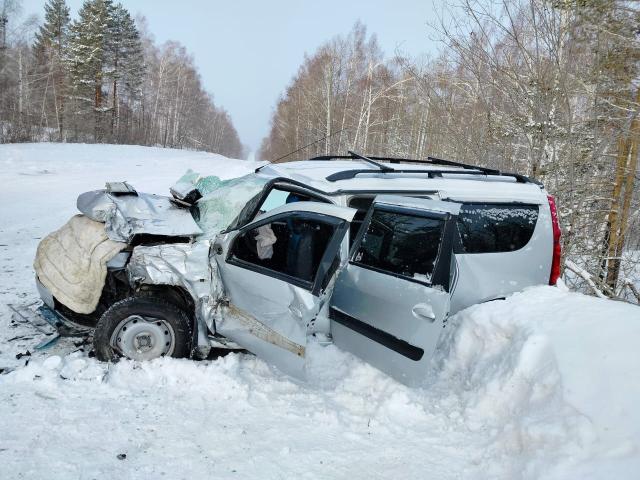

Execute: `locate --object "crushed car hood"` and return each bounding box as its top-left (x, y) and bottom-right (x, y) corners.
top-left (77, 190), bottom-right (203, 243)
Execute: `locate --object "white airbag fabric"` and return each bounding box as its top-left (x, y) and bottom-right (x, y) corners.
top-left (34, 215), bottom-right (127, 314)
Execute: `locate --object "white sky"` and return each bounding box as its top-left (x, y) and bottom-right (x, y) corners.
top-left (18, 0), bottom-right (443, 153)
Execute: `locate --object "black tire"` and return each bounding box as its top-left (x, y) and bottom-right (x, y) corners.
top-left (93, 295), bottom-right (192, 362)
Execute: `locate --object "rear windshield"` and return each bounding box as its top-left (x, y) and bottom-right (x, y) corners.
top-left (457, 203), bottom-right (539, 253)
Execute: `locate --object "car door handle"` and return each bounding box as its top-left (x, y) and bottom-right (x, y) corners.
top-left (412, 304), bottom-right (436, 322)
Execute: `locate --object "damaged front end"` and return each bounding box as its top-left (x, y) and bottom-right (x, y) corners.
top-left (32, 171), bottom-right (267, 358)
top-left (33, 180), bottom-right (209, 328)
top-left (125, 241), bottom-right (222, 357)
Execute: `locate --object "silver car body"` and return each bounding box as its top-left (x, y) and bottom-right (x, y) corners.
top-left (43, 159), bottom-right (554, 384)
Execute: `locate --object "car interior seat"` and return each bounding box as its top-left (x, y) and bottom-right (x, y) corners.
top-left (286, 220), bottom-right (315, 282)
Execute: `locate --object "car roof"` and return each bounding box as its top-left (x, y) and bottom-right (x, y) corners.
top-left (257, 160), bottom-right (548, 204)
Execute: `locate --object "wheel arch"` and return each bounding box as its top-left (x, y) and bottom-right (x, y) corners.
top-left (136, 284), bottom-right (196, 319)
top-left (135, 284), bottom-right (199, 356)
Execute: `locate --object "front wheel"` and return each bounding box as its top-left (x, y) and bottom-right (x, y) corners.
top-left (93, 296), bottom-right (192, 361)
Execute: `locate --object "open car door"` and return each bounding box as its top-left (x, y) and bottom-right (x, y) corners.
top-left (213, 201), bottom-right (356, 377)
top-left (329, 195), bottom-right (460, 385)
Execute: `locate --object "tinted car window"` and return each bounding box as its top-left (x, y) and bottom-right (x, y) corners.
top-left (457, 203), bottom-right (539, 253)
top-left (353, 209), bottom-right (444, 283)
top-left (347, 195), bottom-right (435, 247)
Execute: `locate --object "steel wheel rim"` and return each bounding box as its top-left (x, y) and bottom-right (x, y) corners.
top-left (110, 314), bottom-right (175, 361)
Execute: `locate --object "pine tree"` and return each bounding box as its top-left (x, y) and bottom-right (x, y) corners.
top-left (34, 0), bottom-right (70, 60)
top-left (66, 0), bottom-right (115, 140)
top-left (107, 3), bottom-right (144, 135)
top-left (33, 0), bottom-right (70, 139)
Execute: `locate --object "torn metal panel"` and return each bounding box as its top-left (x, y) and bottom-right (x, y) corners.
top-left (222, 304), bottom-right (305, 358)
top-left (127, 241), bottom-right (212, 298)
top-left (105, 181), bottom-right (136, 194)
top-left (126, 241), bottom-right (221, 345)
top-left (8, 302), bottom-right (91, 343)
top-left (106, 252), bottom-right (131, 269)
top-left (170, 170), bottom-right (203, 205)
top-left (77, 190), bottom-right (203, 243)
top-left (214, 302), bottom-right (306, 378)
top-left (35, 276), bottom-right (55, 310)
top-left (77, 190), bottom-right (116, 222)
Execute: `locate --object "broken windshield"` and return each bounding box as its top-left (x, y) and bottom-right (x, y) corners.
top-left (190, 173), bottom-right (269, 237)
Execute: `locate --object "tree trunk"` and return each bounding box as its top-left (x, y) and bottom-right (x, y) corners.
top-left (325, 60), bottom-right (332, 154)
top-left (94, 75), bottom-right (102, 141)
top-left (17, 49), bottom-right (23, 129)
top-left (604, 136), bottom-right (629, 289)
top-left (606, 89), bottom-right (640, 290)
top-left (112, 78), bottom-right (118, 137)
top-left (112, 52), bottom-right (119, 138)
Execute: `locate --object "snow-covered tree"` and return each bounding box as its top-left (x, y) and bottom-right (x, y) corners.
top-left (32, 0), bottom-right (70, 139)
top-left (106, 3), bottom-right (143, 135)
top-left (66, 0), bottom-right (114, 139)
top-left (0, 0), bottom-right (243, 157)
top-left (259, 4), bottom-right (640, 302)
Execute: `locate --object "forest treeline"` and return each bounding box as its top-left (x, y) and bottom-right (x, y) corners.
top-left (0, 0), bottom-right (244, 158)
top-left (259, 1), bottom-right (640, 302)
top-left (1, 0), bottom-right (638, 301)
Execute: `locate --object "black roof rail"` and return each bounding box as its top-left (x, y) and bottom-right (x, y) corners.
top-left (309, 152), bottom-right (540, 185)
top-left (310, 152), bottom-right (499, 173)
top-left (326, 168), bottom-right (492, 182)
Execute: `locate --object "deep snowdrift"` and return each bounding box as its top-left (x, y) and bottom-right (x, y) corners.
top-left (0, 143), bottom-right (638, 479)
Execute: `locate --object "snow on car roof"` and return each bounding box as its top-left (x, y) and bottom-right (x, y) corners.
top-left (257, 160), bottom-right (548, 204)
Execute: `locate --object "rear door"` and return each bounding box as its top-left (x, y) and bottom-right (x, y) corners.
top-left (329, 195), bottom-right (460, 385)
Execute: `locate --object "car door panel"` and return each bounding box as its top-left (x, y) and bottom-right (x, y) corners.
top-left (214, 201), bottom-right (356, 376)
top-left (219, 263), bottom-right (315, 347)
top-left (216, 272), bottom-right (314, 377)
top-left (330, 266), bottom-right (450, 381)
top-left (329, 195), bottom-right (460, 386)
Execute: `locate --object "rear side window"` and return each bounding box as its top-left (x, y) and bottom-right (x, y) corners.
top-left (457, 203), bottom-right (539, 253)
top-left (353, 209), bottom-right (444, 283)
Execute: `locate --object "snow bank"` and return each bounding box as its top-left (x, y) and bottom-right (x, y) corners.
top-left (2, 287), bottom-right (638, 479)
top-left (1, 144), bottom-right (639, 479)
top-left (432, 286), bottom-right (640, 477)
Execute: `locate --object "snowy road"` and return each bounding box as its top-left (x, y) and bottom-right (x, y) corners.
top-left (0, 144), bottom-right (639, 479)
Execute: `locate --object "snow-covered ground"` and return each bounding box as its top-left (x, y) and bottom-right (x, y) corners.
top-left (0, 143), bottom-right (639, 479)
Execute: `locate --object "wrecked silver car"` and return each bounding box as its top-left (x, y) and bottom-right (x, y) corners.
top-left (33, 153), bottom-right (560, 385)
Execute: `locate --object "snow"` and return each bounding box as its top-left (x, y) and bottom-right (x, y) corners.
top-left (1, 143), bottom-right (639, 479)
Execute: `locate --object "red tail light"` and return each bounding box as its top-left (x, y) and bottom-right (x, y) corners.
top-left (547, 195), bottom-right (562, 285)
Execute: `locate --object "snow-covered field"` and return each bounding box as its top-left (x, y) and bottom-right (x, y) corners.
top-left (0, 143), bottom-right (639, 479)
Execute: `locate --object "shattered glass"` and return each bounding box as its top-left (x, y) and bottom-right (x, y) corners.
top-left (195, 174), bottom-right (269, 236)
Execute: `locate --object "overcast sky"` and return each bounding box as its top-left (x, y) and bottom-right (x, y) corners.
top-left (19, 0), bottom-right (443, 154)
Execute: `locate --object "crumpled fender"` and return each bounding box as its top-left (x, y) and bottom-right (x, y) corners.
top-left (126, 241), bottom-right (223, 350)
